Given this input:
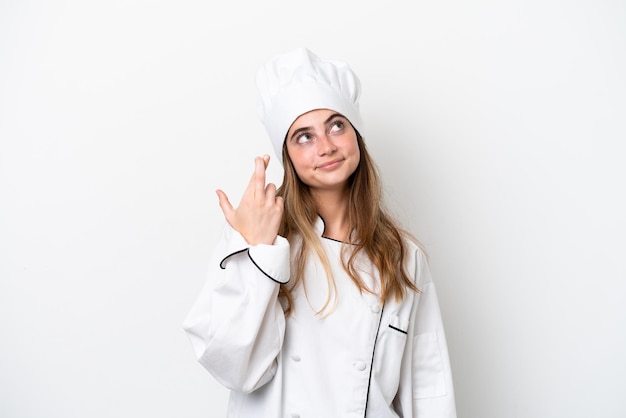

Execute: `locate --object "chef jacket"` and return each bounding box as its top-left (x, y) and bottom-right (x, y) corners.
top-left (183, 217), bottom-right (457, 417)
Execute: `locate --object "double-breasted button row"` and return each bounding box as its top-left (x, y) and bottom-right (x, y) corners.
top-left (292, 352), bottom-right (366, 372)
top-left (353, 360), bottom-right (367, 371)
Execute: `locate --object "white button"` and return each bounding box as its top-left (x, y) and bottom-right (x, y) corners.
top-left (291, 354), bottom-right (301, 362)
top-left (353, 361), bottom-right (367, 371)
top-left (291, 414), bottom-right (300, 418)
top-left (370, 304), bottom-right (381, 313)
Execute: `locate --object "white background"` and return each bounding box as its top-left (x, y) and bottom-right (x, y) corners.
top-left (1, 1), bottom-right (625, 417)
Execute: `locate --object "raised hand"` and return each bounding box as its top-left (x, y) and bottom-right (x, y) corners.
top-left (216, 155), bottom-right (284, 246)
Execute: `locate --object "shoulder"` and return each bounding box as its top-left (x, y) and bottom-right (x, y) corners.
top-left (402, 233), bottom-right (432, 288)
top-left (402, 232), bottom-right (428, 263)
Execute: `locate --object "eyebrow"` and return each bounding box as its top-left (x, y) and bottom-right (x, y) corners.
top-left (288, 113), bottom-right (345, 142)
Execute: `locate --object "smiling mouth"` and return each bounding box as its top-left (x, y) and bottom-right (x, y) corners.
top-left (317, 159), bottom-right (344, 169)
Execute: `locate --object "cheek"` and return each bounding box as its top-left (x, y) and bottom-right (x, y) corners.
top-left (347, 138), bottom-right (361, 173)
top-left (287, 147), bottom-right (311, 166)
top-left (351, 149), bottom-right (361, 173)
top-left (345, 137), bottom-right (360, 160)
top-left (286, 149), bottom-right (310, 177)
top-left (353, 143), bottom-right (361, 160)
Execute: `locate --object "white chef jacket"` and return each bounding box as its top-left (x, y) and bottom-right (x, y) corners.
top-left (183, 217), bottom-right (456, 417)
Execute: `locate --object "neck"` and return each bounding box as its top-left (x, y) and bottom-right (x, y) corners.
top-left (312, 189), bottom-right (350, 242)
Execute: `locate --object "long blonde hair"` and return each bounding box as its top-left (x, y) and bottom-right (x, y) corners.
top-left (276, 131), bottom-right (422, 315)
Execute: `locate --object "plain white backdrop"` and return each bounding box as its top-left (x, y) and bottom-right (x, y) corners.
top-left (1, 1), bottom-right (625, 417)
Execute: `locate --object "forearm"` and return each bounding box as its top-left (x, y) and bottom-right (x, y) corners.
top-left (183, 225), bottom-right (290, 392)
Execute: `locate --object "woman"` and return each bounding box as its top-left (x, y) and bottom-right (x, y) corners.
top-left (183, 48), bottom-right (457, 417)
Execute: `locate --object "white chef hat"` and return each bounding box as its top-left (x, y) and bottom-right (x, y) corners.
top-left (256, 47), bottom-right (364, 165)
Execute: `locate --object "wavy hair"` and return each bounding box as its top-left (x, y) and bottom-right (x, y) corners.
top-left (276, 131), bottom-right (421, 315)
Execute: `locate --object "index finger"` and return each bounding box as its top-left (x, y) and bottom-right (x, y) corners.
top-left (253, 156), bottom-right (267, 196)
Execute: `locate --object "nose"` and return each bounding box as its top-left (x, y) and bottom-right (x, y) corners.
top-left (317, 134), bottom-right (337, 155)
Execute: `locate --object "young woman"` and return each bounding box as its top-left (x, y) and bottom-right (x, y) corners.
top-left (183, 48), bottom-right (457, 417)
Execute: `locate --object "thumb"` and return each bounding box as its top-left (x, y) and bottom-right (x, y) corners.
top-left (275, 195), bottom-right (285, 211)
top-left (216, 189), bottom-right (235, 221)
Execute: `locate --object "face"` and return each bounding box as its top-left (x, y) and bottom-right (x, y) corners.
top-left (285, 109), bottom-right (360, 193)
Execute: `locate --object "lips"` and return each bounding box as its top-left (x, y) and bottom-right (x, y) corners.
top-left (316, 158), bottom-right (344, 170)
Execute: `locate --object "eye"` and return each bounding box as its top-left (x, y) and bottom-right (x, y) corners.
top-left (329, 119), bottom-right (345, 134)
top-left (295, 132), bottom-right (314, 144)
